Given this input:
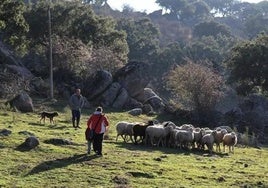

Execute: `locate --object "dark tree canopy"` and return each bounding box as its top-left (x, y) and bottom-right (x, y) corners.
top-left (0, 0), bottom-right (29, 54)
top-left (227, 34), bottom-right (268, 95)
top-left (116, 17), bottom-right (160, 62)
top-left (193, 21), bottom-right (231, 38)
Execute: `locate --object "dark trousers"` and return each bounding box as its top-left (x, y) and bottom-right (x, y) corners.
top-left (72, 110), bottom-right (81, 127)
top-left (93, 133), bottom-right (104, 154)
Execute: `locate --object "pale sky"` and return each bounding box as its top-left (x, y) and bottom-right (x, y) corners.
top-left (107, 0), bottom-right (266, 13)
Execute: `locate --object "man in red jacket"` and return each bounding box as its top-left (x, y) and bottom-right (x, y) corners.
top-left (87, 106), bottom-right (109, 156)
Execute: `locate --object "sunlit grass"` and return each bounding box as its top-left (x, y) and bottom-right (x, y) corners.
top-left (0, 99), bottom-right (267, 187)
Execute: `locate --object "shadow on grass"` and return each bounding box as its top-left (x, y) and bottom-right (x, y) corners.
top-left (47, 124), bottom-right (67, 129)
top-left (15, 143), bottom-right (35, 152)
top-left (25, 153), bottom-right (99, 176)
top-left (28, 122), bottom-right (67, 130)
top-left (111, 140), bottom-right (229, 157)
top-left (28, 122), bottom-right (45, 127)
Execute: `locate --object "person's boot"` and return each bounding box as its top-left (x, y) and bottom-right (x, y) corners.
top-left (72, 120), bottom-right (76, 128)
top-left (76, 120), bottom-right (81, 128)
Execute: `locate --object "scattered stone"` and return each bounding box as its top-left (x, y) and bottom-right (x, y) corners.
top-left (128, 108), bottom-right (142, 116)
top-left (217, 177), bottom-right (225, 182)
top-left (0, 129), bottom-right (12, 136)
top-left (24, 136), bottom-right (39, 149)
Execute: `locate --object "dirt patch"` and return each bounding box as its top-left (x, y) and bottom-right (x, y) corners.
top-left (112, 175), bottom-right (129, 187)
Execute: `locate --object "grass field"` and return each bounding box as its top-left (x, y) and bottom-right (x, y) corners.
top-left (0, 99), bottom-right (267, 188)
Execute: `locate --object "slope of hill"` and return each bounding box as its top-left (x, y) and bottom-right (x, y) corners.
top-left (0, 99), bottom-right (267, 187)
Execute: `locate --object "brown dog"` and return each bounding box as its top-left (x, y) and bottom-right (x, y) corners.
top-left (40, 112), bottom-right (59, 124)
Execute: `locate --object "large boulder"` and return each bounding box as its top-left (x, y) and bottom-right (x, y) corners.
top-left (24, 136), bottom-right (39, 149)
top-left (0, 40), bottom-right (24, 67)
top-left (114, 61), bottom-right (150, 98)
top-left (112, 88), bottom-right (129, 108)
top-left (223, 94), bottom-right (268, 144)
top-left (100, 82), bottom-right (122, 107)
top-left (83, 70), bottom-right (113, 101)
top-left (6, 92), bottom-right (34, 112)
top-left (123, 97), bottom-right (143, 110)
top-left (6, 65), bottom-right (33, 79)
top-left (128, 108), bottom-right (142, 116)
top-left (136, 88), bottom-right (165, 112)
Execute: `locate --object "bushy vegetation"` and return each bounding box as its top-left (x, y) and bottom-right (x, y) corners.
top-left (0, 100), bottom-right (268, 187)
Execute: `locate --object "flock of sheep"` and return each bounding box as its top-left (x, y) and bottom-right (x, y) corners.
top-left (115, 120), bottom-right (238, 154)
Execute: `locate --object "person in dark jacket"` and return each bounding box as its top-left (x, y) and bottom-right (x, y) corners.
top-left (69, 88), bottom-right (84, 128)
top-left (87, 106), bottom-right (109, 156)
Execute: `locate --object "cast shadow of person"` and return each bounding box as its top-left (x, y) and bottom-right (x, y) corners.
top-left (25, 154), bottom-right (99, 176)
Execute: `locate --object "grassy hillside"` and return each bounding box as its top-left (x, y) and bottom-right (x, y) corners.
top-left (0, 99), bottom-right (267, 188)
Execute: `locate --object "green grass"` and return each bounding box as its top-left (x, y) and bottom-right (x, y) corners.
top-left (0, 99), bottom-right (267, 188)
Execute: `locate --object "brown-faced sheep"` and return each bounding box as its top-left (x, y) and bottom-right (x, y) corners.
top-left (223, 132), bottom-right (238, 153)
top-left (214, 128), bottom-right (228, 152)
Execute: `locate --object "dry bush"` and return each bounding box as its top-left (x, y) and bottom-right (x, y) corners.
top-left (166, 60), bottom-right (225, 112)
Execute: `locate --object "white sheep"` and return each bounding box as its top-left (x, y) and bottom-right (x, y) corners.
top-left (179, 124), bottom-right (194, 130)
top-left (223, 132), bottom-right (238, 153)
top-left (201, 130), bottom-right (217, 154)
top-left (145, 123), bottom-right (173, 147)
top-left (174, 128), bottom-right (194, 149)
top-left (169, 128), bottom-right (181, 148)
top-left (115, 121), bottom-right (135, 143)
top-left (201, 127), bottom-right (213, 136)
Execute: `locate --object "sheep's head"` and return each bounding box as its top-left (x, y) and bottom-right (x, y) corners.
top-left (147, 120), bottom-right (154, 126)
top-left (212, 130), bottom-right (217, 138)
top-left (221, 129), bottom-right (228, 135)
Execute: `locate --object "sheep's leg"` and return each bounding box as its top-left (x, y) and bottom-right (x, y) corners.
top-left (141, 136), bottom-right (145, 144)
top-left (134, 135), bottom-right (139, 144)
top-left (116, 134), bottom-right (119, 142)
top-left (122, 135), bottom-right (127, 142)
top-left (150, 136), bottom-right (154, 147)
top-left (215, 144), bottom-right (218, 152)
top-left (157, 138), bottom-right (162, 147)
top-left (208, 145), bottom-right (213, 154)
top-left (162, 138), bottom-right (166, 147)
top-left (229, 146), bottom-right (232, 153)
top-left (134, 135), bottom-right (137, 144)
top-left (130, 135), bottom-right (134, 143)
top-left (192, 141), bottom-right (195, 149)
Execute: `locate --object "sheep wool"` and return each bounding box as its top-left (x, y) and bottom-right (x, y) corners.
top-left (115, 121), bottom-right (135, 143)
top-left (223, 132), bottom-right (238, 153)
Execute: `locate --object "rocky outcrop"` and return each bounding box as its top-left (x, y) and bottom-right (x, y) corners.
top-left (136, 88), bottom-right (165, 113)
top-left (83, 70), bottom-right (113, 101)
top-left (114, 61), bottom-right (150, 98)
top-left (0, 41), bottom-right (24, 67)
top-left (0, 41), bottom-right (34, 98)
top-left (100, 82), bottom-right (122, 107)
top-left (1, 40), bottom-right (165, 114)
top-left (223, 94), bottom-right (268, 144)
top-left (84, 62), bottom-right (165, 114)
top-left (5, 92), bottom-right (34, 112)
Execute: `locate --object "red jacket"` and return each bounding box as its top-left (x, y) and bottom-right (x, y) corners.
top-left (87, 112), bottom-right (109, 134)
